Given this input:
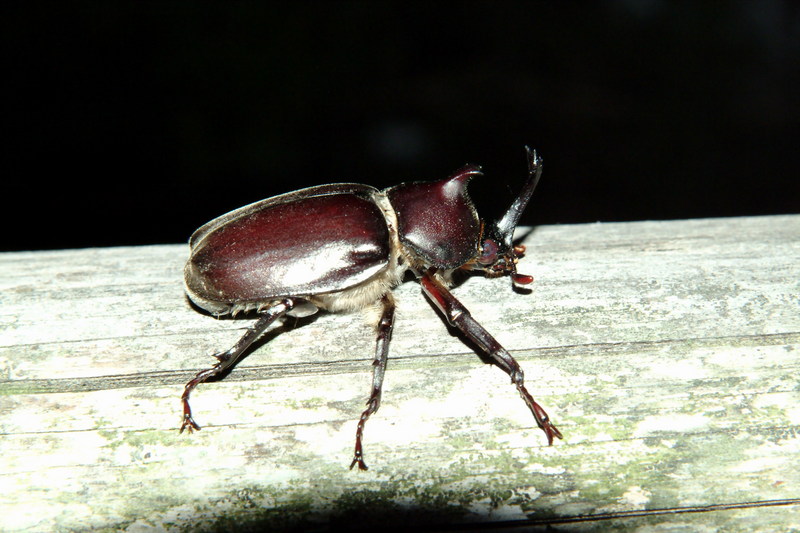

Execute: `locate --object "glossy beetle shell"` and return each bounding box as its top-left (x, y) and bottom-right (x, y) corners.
top-left (185, 184), bottom-right (391, 315)
top-left (388, 165), bottom-right (482, 268)
top-left (186, 168), bottom-right (489, 315)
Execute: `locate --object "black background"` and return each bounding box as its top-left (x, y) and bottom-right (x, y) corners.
top-left (4, 2), bottom-right (799, 251)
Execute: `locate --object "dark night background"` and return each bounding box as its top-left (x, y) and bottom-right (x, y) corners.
top-left (3, 2), bottom-right (799, 252)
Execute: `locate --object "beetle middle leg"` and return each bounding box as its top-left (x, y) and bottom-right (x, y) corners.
top-left (420, 270), bottom-right (562, 444)
top-left (180, 298), bottom-right (296, 433)
top-left (350, 293), bottom-right (395, 471)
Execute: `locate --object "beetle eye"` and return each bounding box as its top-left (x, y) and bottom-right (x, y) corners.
top-left (478, 239), bottom-right (499, 265)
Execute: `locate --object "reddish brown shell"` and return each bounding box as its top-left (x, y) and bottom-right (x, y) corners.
top-left (185, 184), bottom-right (391, 312)
top-left (388, 165), bottom-right (483, 268)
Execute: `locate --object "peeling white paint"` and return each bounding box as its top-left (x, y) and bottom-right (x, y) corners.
top-left (647, 358), bottom-right (708, 380)
top-left (634, 413), bottom-right (708, 437)
top-left (2, 217), bottom-right (799, 531)
top-left (620, 485), bottom-right (651, 508)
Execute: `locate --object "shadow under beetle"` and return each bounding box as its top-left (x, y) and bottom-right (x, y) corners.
top-left (180, 146), bottom-right (562, 470)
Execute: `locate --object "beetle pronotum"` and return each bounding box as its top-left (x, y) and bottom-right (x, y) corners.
top-left (180, 147), bottom-right (561, 469)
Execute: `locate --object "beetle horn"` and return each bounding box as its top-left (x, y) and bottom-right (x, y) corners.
top-left (493, 146), bottom-right (543, 247)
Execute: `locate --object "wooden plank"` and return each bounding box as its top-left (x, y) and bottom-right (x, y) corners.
top-left (1, 215), bottom-right (798, 532)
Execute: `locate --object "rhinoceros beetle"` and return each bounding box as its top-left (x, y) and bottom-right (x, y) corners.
top-left (180, 146), bottom-right (562, 470)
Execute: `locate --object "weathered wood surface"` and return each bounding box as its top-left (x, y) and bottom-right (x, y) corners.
top-left (1, 215), bottom-right (798, 532)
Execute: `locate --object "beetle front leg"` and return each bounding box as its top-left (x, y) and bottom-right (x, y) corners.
top-left (350, 293), bottom-right (395, 471)
top-left (420, 271), bottom-right (562, 445)
top-left (180, 298), bottom-right (296, 433)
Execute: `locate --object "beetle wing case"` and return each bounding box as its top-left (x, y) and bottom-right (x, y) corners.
top-left (185, 184), bottom-right (393, 315)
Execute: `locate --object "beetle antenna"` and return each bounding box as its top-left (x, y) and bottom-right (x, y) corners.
top-left (494, 146), bottom-right (543, 248)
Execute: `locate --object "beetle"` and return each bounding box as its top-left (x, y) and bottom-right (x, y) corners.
top-left (180, 146), bottom-right (562, 470)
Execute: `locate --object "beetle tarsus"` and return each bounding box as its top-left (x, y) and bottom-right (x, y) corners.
top-left (350, 413), bottom-right (371, 471)
top-left (179, 413), bottom-right (201, 434)
top-left (350, 450), bottom-right (368, 471)
top-left (515, 381), bottom-right (563, 444)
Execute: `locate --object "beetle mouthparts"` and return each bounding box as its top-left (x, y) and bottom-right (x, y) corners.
top-left (512, 272), bottom-right (534, 285)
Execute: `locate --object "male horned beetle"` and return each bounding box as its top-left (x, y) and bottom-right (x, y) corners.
top-left (181, 147), bottom-right (562, 470)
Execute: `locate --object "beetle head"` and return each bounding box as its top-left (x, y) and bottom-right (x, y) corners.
top-left (473, 147), bottom-right (542, 288)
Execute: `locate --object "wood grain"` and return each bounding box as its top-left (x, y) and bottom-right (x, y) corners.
top-left (1, 215), bottom-right (798, 531)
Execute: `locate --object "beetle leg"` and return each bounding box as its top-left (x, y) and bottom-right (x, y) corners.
top-left (180, 298), bottom-right (295, 433)
top-left (350, 293), bottom-right (395, 471)
top-left (419, 271), bottom-right (562, 445)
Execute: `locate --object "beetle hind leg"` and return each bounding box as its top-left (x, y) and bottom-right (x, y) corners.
top-left (180, 298), bottom-right (296, 433)
top-left (350, 294), bottom-right (395, 471)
